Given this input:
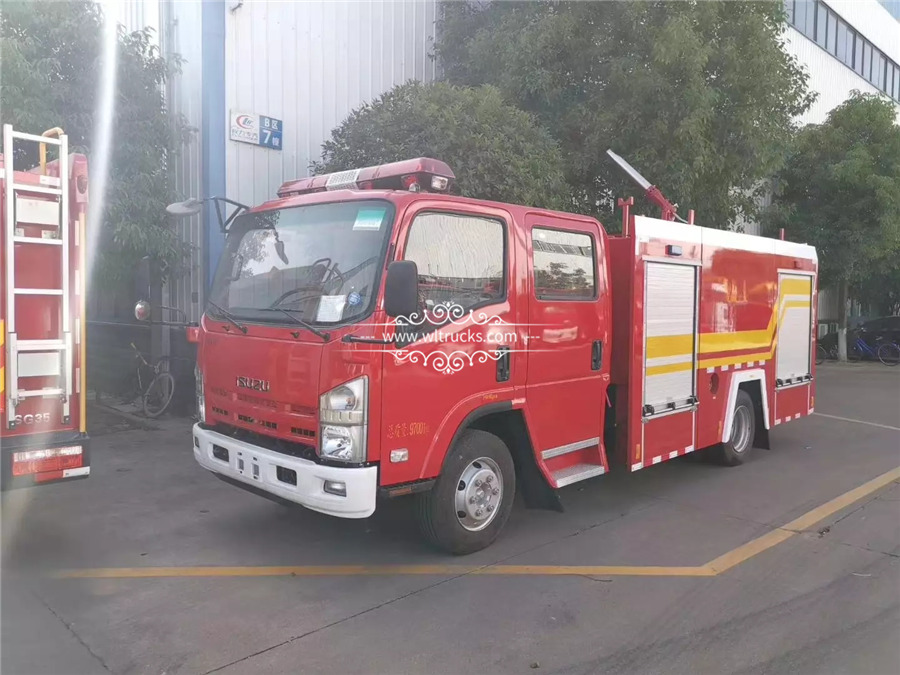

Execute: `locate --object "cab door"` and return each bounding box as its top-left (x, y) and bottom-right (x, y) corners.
top-left (524, 216), bottom-right (610, 486)
top-left (379, 204), bottom-right (524, 486)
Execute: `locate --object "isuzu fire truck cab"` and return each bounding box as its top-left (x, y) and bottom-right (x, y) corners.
top-left (183, 157), bottom-right (817, 554)
top-left (1, 125), bottom-right (90, 489)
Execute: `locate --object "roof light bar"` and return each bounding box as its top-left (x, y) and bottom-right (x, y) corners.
top-left (277, 158), bottom-right (455, 198)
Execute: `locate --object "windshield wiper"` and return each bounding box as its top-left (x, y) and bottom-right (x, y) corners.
top-left (206, 301), bottom-right (248, 334)
top-left (262, 308), bottom-right (330, 341)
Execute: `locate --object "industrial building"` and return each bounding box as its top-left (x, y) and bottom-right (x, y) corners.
top-left (114, 0), bottom-right (898, 325)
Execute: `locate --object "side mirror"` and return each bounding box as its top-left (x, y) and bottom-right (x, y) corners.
top-left (135, 300), bottom-right (151, 322)
top-left (384, 260), bottom-right (419, 318)
top-left (166, 198), bottom-right (204, 217)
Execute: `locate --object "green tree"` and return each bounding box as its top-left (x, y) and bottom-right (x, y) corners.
top-left (1, 0), bottom-right (185, 284)
top-left (765, 93), bottom-right (900, 359)
top-left (313, 81), bottom-right (571, 210)
top-left (436, 0), bottom-right (813, 228)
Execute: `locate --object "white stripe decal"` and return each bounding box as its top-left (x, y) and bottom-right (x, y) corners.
top-left (63, 466), bottom-right (90, 478)
top-left (652, 456), bottom-right (662, 465)
top-left (684, 445), bottom-right (694, 453)
top-left (721, 364), bottom-right (729, 371)
top-left (794, 413), bottom-right (801, 420)
top-left (631, 462), bottom-right (643, 472)
top-left (669, 450), bottom-right (678, 459)
top-left (774, 418), bottom-right (781, 425)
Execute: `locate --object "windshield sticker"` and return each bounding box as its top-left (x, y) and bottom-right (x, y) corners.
top-left (353, 208), bottom-right (386, 231)
top-left (316, 295), bottom-right (347, 322)
top-left (347, 291), bottom-right (362, 306)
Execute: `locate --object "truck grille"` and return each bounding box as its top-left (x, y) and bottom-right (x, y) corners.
top-left (210, 424), bottom-right (316, 461)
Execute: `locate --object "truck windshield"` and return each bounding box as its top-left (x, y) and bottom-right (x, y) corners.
top-left (209, 200), bottom-right (394, 325)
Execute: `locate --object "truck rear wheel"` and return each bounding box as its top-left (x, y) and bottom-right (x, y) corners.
top-left (711, 390), bottom-right (756, 466)
top-left (414, 429), bottom-right (516, 555)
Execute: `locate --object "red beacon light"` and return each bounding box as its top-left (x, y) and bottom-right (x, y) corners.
top-left (277, 158), bottom-right (455, 198)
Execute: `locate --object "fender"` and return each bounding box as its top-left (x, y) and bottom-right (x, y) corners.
top-left (722, 369), bottom-right (770, 443)
top-left (419, 399), bottom-right (513, 479)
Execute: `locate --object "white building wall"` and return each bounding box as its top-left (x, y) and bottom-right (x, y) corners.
top-left (785, 0), bottom-right (900, 125)
top-left (224, 0), bottom-right (438, 210)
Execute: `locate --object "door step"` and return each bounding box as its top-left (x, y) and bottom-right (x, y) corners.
top-left (552, 463), bottom-right (605, 488)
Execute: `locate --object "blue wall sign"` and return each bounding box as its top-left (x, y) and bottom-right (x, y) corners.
top-left (230, 111), bottom-right (283, 151)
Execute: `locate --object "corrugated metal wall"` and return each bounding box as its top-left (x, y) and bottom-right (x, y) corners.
top-left (224, 0), bottom-right (438, 209)
top-left (160, 1), bottom-right (204, 322)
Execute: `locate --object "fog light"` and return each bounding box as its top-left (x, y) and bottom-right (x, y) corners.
top-left (324, 480), bottom-right (347, 497)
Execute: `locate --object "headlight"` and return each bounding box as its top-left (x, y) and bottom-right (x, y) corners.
top-left (319, 377), bottom-right (367, 462)
top-left (195, 365), bottom-right (206, 423)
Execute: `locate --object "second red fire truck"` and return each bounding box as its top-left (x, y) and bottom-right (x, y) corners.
top-left (162, 155), bottom-right (816, 554)
top-left (1, 124), bottom-right (90, 489)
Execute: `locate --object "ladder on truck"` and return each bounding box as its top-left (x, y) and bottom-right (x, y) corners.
top-left (2, 124), bottom-right (73, 429)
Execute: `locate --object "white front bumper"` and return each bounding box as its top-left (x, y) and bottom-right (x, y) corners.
top-left (192, 424), bottom-right (377, 518)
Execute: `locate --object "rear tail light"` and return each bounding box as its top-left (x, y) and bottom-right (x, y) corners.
top-left (12, 445), bottom-right (83, 477)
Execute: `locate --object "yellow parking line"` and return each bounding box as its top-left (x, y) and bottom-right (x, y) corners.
top-left (56, 466), bottom-right (900, 580)
top-left (705, 465), bottom-right (900, 574)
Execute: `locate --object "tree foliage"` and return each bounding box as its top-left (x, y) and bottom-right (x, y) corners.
top-left (1, 1), bottom-right (185, 283)
top-left (436, 0), bottom-right (813, 228)
top-left (765, 93), bottom-right (900, 298)
top-left (313, 81), bottom-right (571, 210)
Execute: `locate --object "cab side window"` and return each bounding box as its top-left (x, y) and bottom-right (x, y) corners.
top-left (532, 227), bottom-right (597, 300)
top-left (403, 212), bottom-right (505, 314)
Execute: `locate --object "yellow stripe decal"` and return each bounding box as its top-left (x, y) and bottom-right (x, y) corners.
top-left (79, 212), bottom-right (87, 433)
top-left (645, 334), bottom-right (694, 359)
top-left (646, 277), bottom-right (813, 373)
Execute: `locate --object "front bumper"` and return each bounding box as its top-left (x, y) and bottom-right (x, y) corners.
top-left (192, 424), bottom-right (377, 518)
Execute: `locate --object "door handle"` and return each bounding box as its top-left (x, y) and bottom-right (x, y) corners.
top-left (591, 340), bottom-right (603, 371)
top-left (496, 346), bottom-right (510, 382)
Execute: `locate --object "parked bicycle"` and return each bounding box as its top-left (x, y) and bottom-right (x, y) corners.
top-left (816, 336), bottom-right (900, 366)
top-left (129, 342), bottom-right (176, 417)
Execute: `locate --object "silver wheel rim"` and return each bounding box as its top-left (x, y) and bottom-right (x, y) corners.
top-left (732, 405), bottom-right (752, 453)
top-left (454, 457), bottom-right (503, 532)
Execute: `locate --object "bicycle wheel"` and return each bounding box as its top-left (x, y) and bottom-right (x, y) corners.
top-left (815, 344), bottom-right (826, 365)
top-left (877, 342), bottom-right (900, 366)
top-left (848, 343), bottom-right (863, 362)
top-left (143, 372), bottom-right (175, 418)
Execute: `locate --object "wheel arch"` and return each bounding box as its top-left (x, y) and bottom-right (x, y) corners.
top-left (723, 369), bottom-right (770, 444)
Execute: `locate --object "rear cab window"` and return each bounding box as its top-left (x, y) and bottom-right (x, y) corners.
top-left (531, 227), bottom-right (597, 300)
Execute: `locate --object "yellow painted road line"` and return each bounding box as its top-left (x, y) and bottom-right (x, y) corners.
top-left (812, 412), bottom-right (900, 433)
top-left (57, 564), bottom-right (714, 579)
top-left (705, 465), bottom-right (900, 575)
top-left (56, 466), bottom-right (900, 581)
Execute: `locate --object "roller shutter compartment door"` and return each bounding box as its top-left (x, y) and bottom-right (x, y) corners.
top-left (775, 274), bottom-right (813, 384)
top-left (643, 262), bottom-right (697, 412)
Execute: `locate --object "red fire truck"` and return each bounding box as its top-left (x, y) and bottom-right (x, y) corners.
top-left (1, 125), bottom-right (90, 488)
top-left (169, 155), bottom-right (816, 554)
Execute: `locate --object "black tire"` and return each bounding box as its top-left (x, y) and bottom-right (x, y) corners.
top-left (815, 344), bottom-right (826, 365)
top-left (877, 342), bottom-right (900, 366)
top-left (143, 372), bottom-right (175, 418)
top-left (414, 429), bottom-right (516, 555)
top-left (710, 390), bottom-right (756, 466)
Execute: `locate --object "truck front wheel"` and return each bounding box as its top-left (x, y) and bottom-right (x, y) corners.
top-left (414, 429), bottom-right (516, 555)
